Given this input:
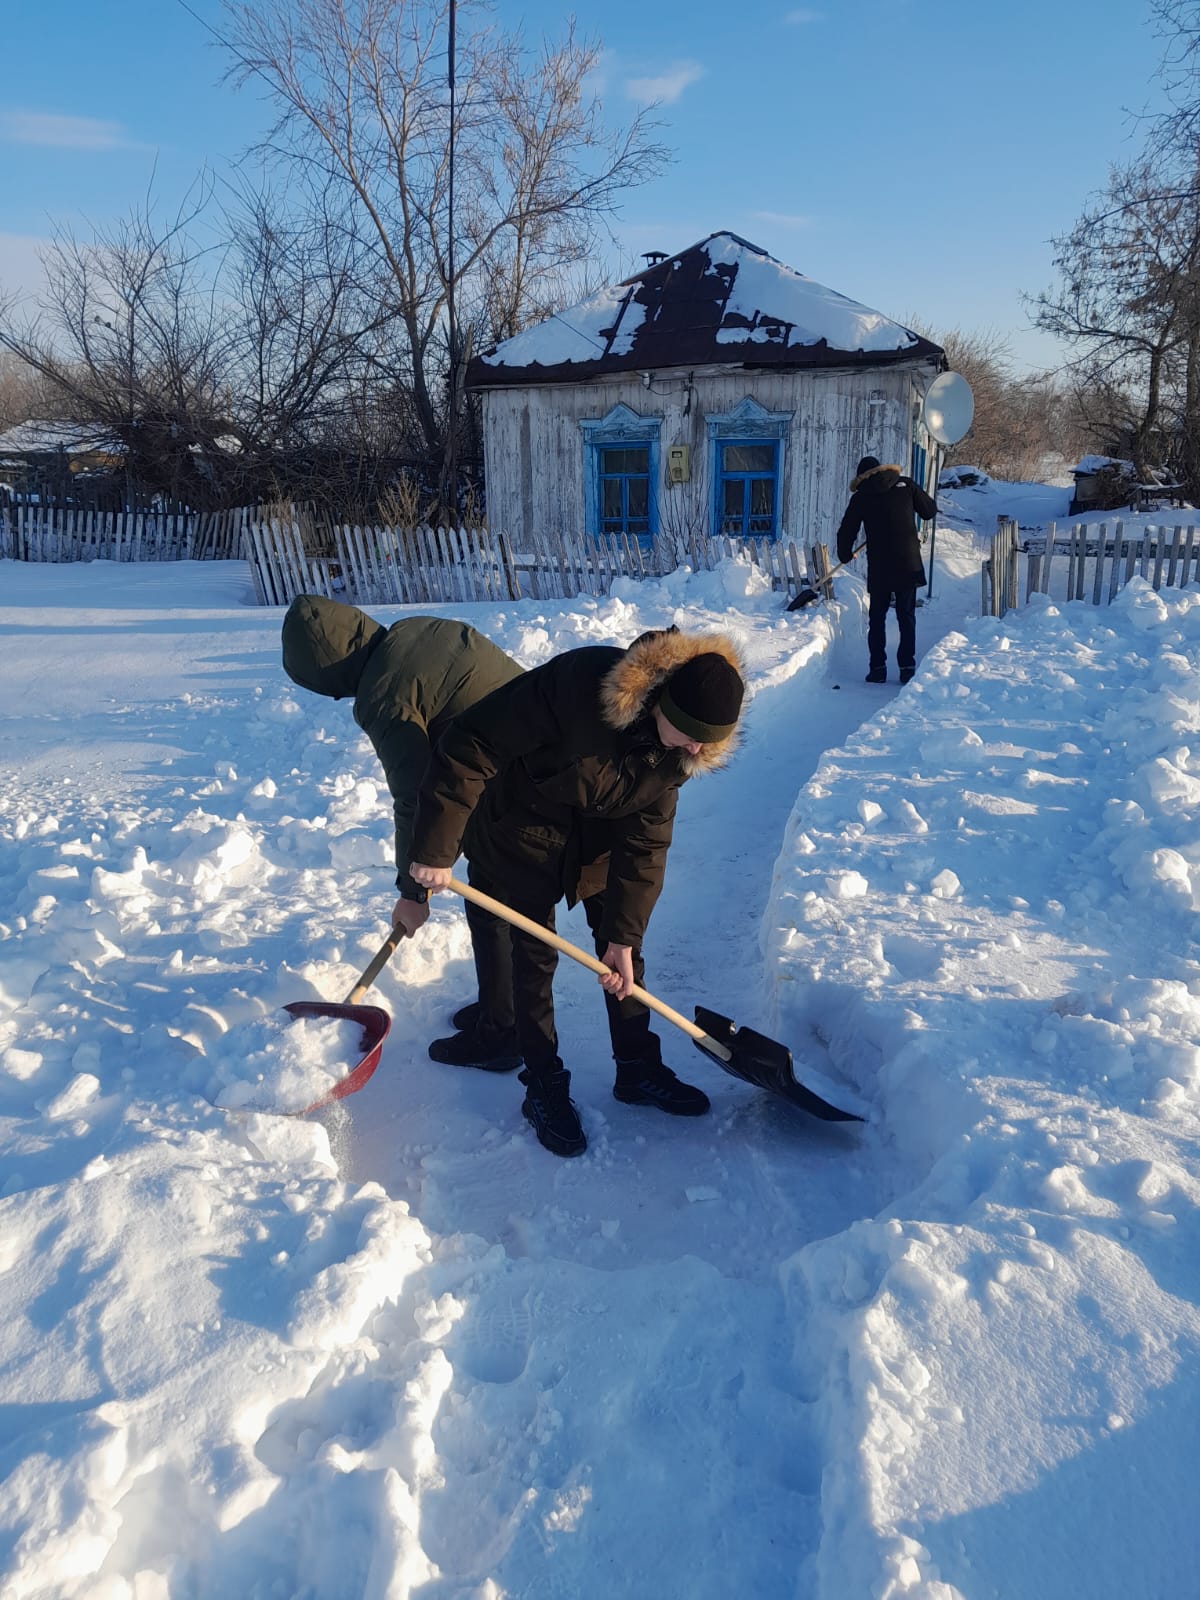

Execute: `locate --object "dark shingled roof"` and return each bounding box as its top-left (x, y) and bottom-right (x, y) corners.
top-left (467, 231), bottom-right (943, 390)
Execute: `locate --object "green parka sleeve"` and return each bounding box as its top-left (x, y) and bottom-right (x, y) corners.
top-left (365, 714), bottom-right (433, 899)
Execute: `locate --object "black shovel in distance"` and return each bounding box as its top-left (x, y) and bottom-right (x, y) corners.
top-left (787, 542), bottom-right (866, 611)
top-left (446, 876), bottom-right (863, 1123)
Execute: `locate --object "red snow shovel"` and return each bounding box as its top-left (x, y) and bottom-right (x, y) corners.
top-left (445, 877), bottom-right (862, 1122)
top-left (283, 925), bottom-right (408, 1115)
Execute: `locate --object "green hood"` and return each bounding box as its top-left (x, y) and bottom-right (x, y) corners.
top-left (281, 594), bottom-right (386, 700)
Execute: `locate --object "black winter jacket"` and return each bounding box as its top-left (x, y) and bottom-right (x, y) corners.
top-left (410, 628), bottom-right (743, 948)
top-left (835, 462), bottom-right (937, 593)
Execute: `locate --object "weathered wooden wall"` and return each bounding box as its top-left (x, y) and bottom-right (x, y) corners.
top-left (479, 360), bottom-right (938, 551)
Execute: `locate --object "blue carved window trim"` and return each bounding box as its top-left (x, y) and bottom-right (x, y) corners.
top-left (706, 397), bottom-right (790, 540)
top-left (581, 404), bottom-right (662, 547)
top-left (715, 439), bottom-right (780, 537)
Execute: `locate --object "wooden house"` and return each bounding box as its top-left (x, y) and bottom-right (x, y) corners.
top-left (0, 420), bottom-right (124, 495)
top-left (466, 232), bottom-right (945, 554)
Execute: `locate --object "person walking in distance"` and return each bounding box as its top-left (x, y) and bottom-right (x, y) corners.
top-left (836, 455), bottom-right (937, 684)
top-left (407, 626), bottom-right (747, 1158)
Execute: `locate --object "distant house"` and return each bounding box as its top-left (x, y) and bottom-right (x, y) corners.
top-left (0, 420), bottom-right (124, 493)
top-left (466, 232), bottom-right (945, 554)
top-left (1068, 454), bottom-right (1185, 515)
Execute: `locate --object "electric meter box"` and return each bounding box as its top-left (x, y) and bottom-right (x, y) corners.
top-left (667, 444), bottom-right (690, 484)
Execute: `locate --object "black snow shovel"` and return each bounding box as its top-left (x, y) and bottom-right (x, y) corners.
top-left (787, 543), bottom-right (865, 611)
top-left (282, 925), bottom-right (408, 1115)
top-left (446, 877), bottom-right (862, 1122)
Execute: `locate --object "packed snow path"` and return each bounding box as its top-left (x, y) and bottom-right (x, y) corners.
top-left (340, 600), bottom-right (910, 1596)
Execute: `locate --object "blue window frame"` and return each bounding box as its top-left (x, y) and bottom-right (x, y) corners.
top-left (716, 439), bottom-right (779, 536)
top-left (911, 439), bottom-right (929, 496)
top-left (581, 404), bottom-right (661, 547)
top-left (599, 445), bottom-right (651, 539)
top-left (705, 396), bottom-right (790, 540)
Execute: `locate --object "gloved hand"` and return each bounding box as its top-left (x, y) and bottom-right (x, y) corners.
top-left (392, 896), bottom-right (430, 935)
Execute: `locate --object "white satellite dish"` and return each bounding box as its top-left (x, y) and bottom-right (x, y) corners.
top-left (922, 371), bottom-right (974, 446)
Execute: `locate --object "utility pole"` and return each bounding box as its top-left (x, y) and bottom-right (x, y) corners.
top-left (444, 0), bottom-right (458, 522)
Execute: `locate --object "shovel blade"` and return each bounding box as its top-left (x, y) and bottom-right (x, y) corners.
top-left (693, 1005), bottom-right (863, 1122)
top-left (282, 1000), bottom-right (392, 1115)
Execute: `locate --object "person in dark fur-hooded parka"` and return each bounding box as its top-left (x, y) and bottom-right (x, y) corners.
top-left (280, 594), bottom-right (523, 937)
top-left (836, 455), bottom-right (937, 684)
top-left (409, 626), bottom-right (747, 1159)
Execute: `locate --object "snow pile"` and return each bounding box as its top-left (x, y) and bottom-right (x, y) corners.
top-left (210, 1011), bottom-right (364, 1112)
top-left (765, 577), bottom-right (1200, 1596)
top-left (1, 535), bottom-right (1199, 1598)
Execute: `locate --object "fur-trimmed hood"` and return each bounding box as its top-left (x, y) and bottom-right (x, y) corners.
top-left (850, 461), bottom-right (904, 493)
top-left (599, 625), bottom-right (745, 773)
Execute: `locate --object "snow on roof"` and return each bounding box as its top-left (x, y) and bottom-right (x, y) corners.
top-left (470, 231), bottom-right (940, 387)
top-left (478, 284), bottom-right (646, 370)
top-left (704, 234), bottom-right (911, 354)
top-left (187, 434), bottom-right (243, 456)
top-left (1072, 454), bottom-right (1134, 476)
top-left (0, 419), bottom-right (123, 456)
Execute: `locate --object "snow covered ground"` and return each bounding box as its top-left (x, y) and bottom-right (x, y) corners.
top-left (1, 499), bottom-right (1199, 1599)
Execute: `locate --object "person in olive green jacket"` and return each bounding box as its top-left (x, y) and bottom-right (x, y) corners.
top-left (281, 593), bottom-right (523, 970)
top-left (409, 626), bottom-right (746, 1159)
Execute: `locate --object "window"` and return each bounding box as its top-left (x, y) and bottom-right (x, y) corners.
top-left (705, 396), bottom-right (790, 540)
top-left (581, 404), bottom-right (661, 547)
top-left (599, 445), bottom-right (651, 539)
top-left (717, 441), bottom-right (778, 536)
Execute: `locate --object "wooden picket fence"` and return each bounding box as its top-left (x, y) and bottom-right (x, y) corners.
top-left (245, 517), bottom-right (825, 608)
top-left (984, 517), bottom-right (1200, 617)
top-left (2, 495), bottom-right (837, 610)
top-left (0, 501), bottom-right (248, 562)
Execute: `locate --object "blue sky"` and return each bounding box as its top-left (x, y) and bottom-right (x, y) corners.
top-left (0, 0), bottom-right (1171, 372)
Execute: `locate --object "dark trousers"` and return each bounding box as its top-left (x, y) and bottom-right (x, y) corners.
top-left (464, 864), bottom-right (659, 1075)
top-left (868, 585), bottom-right (917, 674)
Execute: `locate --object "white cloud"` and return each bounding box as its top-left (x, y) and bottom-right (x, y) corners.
top-left (785, 7), bottom-right (824, 21)
top-left (0, 110), bottom-right (136, 151)
top-left (625, 60), bottom-right (705, 106)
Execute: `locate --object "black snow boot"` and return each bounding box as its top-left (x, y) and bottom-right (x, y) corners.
top-left (899, 667), bottom-right (915, 684)
top-left (428, 1024), bottom-right (521, 1072)
top-left (613, 1059), bottom-right (710, 1117)
top-left (449, 1001), bottom-right (480, 1032)
top-left (865, 668), bottom-right (887, 684)
top-left (518, 1065), bottom-right (587, 1157)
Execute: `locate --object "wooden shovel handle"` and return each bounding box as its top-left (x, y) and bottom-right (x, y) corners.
top-left (344, 924), bottom-right (409, 1004)
top-left (446, 875), bottom-right (730, 1059)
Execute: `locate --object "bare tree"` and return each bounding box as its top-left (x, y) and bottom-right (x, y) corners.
top-left (0, 178), bottom-right (410, 506)
top-left (1031, 156), bottom-right (1200, 487)
top-left (216, 0), bottom-right (667, 514)
top-left (906, 322), bottom-right (1086, 479)
top-left (0, 350), bottom-right (60, 436)
top-left (0, 183), bottom-right (234, 500)
top-left (1149, 1), bottom-right (1200, 163)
